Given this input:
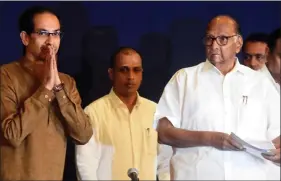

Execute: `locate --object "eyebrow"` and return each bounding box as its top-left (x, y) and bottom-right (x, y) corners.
top-left (119, 65), bottom-right (142, 68)
top-left (244, 53), bottom-right (265, 55)
top-left (35, 28), bottom-right (61, 32)
top-left (206, 34), bottom-right (232, 37)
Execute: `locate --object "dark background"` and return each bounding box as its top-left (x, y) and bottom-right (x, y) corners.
top-left (0, 1), bottom-right (280, 180)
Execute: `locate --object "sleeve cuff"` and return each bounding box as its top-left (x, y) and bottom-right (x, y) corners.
top-left (153, 115), bottom-right (180, 130)
top-left (32, 86), bottom-right (55, 107)
top-left (55, 88), bottom-right (72, 107)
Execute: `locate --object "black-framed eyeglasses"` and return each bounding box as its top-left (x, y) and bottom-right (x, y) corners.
top-left (32, 30), bottom-right (64, 39)
top-left (244, 53), bottom-right (267, 62)
top-left (203, 34), bottom-right (238, 46)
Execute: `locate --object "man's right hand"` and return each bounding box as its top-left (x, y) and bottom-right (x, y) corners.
top-left (42, 45), bottom-right (56, 90)
top-left (208, 132), bottom-right (245, 151)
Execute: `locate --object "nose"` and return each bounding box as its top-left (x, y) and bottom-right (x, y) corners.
top-left (45, 35), bottom-right (56, 45)
top-left (210, 38), bottom-right (220, 50)
top-left (128, 70), bottom-right (135, 80)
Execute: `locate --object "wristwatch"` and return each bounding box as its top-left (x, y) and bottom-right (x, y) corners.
top-left (53, 83), bottom-right (64, 92)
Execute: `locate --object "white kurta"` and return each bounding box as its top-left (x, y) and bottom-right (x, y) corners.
top-left (154, 59), bottom-right (280, 180)
top-left (259, 65), bottom-right (280, 94)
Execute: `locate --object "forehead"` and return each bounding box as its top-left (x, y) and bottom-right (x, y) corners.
top-left (207, 18), bottom-right (236, 36)
top-left (115, 52), bottom-right (142, 67)
top-left (33, 12), bottom-right (60, 30)
top-left (244, 42), bottom-right (268, 53)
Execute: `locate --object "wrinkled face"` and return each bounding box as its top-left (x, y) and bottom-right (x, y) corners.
top-left (205, 18), bottom-right (243, 65)
top-left (109, 52), bottom-right (143, 97)
top-left (20, 12), bottom-right (62, 61)
top-left (243, 41), bottom-right (268, 70)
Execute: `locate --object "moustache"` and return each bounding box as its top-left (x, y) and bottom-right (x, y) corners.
top-left (208, 50), bottom-right (220, 55)
top-left (41, 44), bottom-right (57, 53)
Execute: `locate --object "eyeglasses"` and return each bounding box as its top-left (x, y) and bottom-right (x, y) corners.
top-left (32, 30), bottom-right (64, 39)
top-left (244, 53), bottom-right (266, 62)
top-left (203, 35), bottom-right (238, 46)
top-left (117, 66), bottom-right (143, 73)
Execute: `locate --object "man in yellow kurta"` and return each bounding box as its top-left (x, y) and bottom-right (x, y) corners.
top-left (75, 47), bottom-right (167, 180)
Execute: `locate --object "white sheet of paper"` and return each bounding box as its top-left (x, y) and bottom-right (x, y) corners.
top-left (230, 132), bottom-right (276, 160)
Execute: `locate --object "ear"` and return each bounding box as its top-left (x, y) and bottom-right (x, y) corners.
top-left (265, 46), bottom-right (269, 57)
top-left (20, 31), bottom-right (30, 46)
top-left (235, 35), bottom-right (243, 54)
top-left (264, 46), bottom-right (270, 63)
top-left (108, 68), bottom-right (113, 81)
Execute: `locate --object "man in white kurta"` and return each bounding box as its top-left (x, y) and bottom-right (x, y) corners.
top-left (153, 15), bottom-right (280, 180)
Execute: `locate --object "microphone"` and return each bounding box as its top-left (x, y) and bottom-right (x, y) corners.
top-left (127, 168), bottom-right (139, 181)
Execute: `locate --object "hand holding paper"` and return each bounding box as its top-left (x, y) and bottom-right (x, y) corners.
top-left (262, 136), bottom-right (280, 164)
top-left (230, 133), bottom-right (276, 160)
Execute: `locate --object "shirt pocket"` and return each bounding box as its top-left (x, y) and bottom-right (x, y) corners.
top-left (143, 128), bottom-right (158, 155)
top-left (237, 95), bottom-right (267, 139)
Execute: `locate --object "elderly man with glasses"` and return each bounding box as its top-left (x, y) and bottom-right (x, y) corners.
top-left (154, 15), bottom-right (280, 180)
top-left (0, 6), bottom-right (93, 180)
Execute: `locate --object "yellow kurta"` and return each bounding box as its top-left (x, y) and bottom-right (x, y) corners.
top-left (76, 89), bottom-right (158, 180)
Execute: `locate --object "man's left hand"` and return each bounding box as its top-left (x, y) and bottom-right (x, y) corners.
top-left (262, 148), bottom-right (280, 164)
top-left (53, 55), bottom-right (61, 85)
top-left (262, 136), bottom-right (281, 164)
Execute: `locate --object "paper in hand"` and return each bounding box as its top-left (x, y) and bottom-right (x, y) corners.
top-left (230, 132), bottom-right (276, 160)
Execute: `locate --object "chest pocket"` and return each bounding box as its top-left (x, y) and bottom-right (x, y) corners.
top-left (237, 95), bottom-right (267, 140)
top-left (142, 127), bottom-right (157, 155)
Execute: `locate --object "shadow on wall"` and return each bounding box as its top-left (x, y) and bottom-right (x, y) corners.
top-left (168, 18), bottom-right (206, 74)
top-left (56, 1), bottom-right (91, 75)
top-left (75, 26), bottom-right (119, 108)
top-left (138, 32), bottom-right (172, 102)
